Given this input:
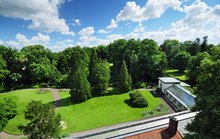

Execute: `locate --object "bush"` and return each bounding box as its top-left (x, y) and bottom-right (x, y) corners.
top-left (129, 91), bottom-right (148, 108)
top-left (134, 82), bottom-right (147, 88)
top-left (141, 104), bottom-right (169, 117)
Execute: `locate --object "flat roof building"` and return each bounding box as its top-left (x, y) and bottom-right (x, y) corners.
top-left (158, 77), bottom-right (195, 111)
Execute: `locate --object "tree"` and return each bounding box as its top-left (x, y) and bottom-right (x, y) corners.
top-left (0, 55), bottom-right (9, 92)
top-left (88, 48), bottom-right (99, 83)
top-left (69, 47), bottom-right (91, 103)
top-left (200, 36), bottom-right (208, 52)
top-left (187, 52), bottom-right (210, 85)
top-left (18, 100), bottom-right (61, 139)
top-left (138, 39), bottom-right (167, 81)
top-left (69, 65), bottom-right (92, 103)
top-left (29, 62), bottom-right (61, 85)
top-left (0, 98), bottom-right (17, 132)
top-left (172, 51), bottom-right (191, 72)
top-left (90, 61), bottom-right (110, 96)
top-left (96, 45), bottom-right (108, 60)
top-left (160, 39), bottom-right (180, 66)
top-left (186, 57), bottom-right (220, 138)
top-left (188, 38), bottom-right (200, 56)
top-left (118, 60), bottom-right (132, 92)
top-left (129, 91), bottom-right (148, 108)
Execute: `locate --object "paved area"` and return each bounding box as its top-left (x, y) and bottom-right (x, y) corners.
top-left (67, 111), bottom-right (196, 139)
top-left (0, 132), bottom-right (24, 139)
top-left (178, 118), bottom-right (194, 137)
top-left (47, 88), bottom-right (61, 109)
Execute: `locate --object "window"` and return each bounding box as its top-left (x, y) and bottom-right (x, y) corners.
top-left (173, 98), bottom-right (177, 104)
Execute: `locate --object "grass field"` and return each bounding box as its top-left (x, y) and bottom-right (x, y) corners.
top-left (0, 89), bottom-right (54, 134)
top-left (165, 69), bottom-right (187, 81)
top-left (57, 88), bottom-right (169, 134)
top-left (0, 88), bottom-right (169, 135)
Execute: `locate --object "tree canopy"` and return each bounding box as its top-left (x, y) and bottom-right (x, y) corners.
top-left (118, 60), bottom-right (132, 92)
top-left (0, 98), bottom-right (17, 132)
top-left (18, 100), bottom-right (61, 139)
top-left (186, 47), bottom-right (220, 138)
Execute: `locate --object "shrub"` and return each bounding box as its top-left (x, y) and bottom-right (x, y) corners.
top-left (141, 104), bottom-right (169, 117)
top-left (134, 82), bottom-right (147, 88)
top-left (129, 91), bottom-right (148, 108)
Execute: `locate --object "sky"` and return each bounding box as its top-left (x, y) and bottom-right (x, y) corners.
top-left (0, 0), bottom-right (219, 52)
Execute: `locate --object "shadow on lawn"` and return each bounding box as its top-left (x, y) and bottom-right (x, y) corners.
top-left (48, 97), bottom-right (75, 108)
top-left (124, 99), bottom-right (144, 108)
top-left (104, 87), bottom-right (127, 96)
top-left (150, 90), bottom-right (162, 98)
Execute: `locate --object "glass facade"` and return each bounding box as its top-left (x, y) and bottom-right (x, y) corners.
top-left (166, 85), bottom-right (195, 109)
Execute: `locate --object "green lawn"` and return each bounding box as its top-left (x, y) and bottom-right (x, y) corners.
top-left (57, 89), bottom-right (169, 134)
top-left (165, 69), bottom-right (187, 81)
top-left (0, 89), bottom-right (54, 134)
top-left (1, 88), bottom-right (169, 135)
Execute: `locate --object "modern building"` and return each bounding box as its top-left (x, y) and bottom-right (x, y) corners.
top-left (158, 77), bottom-right (196, 111)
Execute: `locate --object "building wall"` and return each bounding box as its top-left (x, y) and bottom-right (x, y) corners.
top-left (165, 90), bottom-right (187, 111)
top-left (158, 81), bottom-right (173, 93)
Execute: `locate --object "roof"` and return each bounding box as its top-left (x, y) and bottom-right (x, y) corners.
top-left (125, 127), bottom-right (182, 139)
top-left (158, 77), bottom-right (181, 83)
top-left (166, 85), bottom-right (195, 108)
top-left (180, 82), bottom-right (190, 87)
top-left (69, 111), bottom-right (197, 139)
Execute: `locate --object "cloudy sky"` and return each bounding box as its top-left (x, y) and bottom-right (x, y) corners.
top-left (0, 0), bottom-right (219, 51)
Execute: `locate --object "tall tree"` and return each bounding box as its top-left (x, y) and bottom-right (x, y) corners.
top-left (118, 60), bottom-right (132, 92)
top-left (200, 36), bottom-right (208, 52)
top-left (69, 65), bottom-right (92, 103)
top-left (186, 56), bottom-right (220, 138)
top-left (69, 47), bottom-right (91, 103)
top-left (187, 52), bottom-right (210, 85)
top-left (18, 101), bottom-right (61, 139)
top-left (0, 55), bottom-right (9, 92)
top-left (90, 61), bottom-right (110, 96)
top-left (188, 38), bottom-right (200, 56)
top-left (0, 98), bottom-right (17, 132)
top-left (88, 48), bottom-right (99, 83)
top-left (160, 39), bottom-right (180, 66)
top-left (172, 51), bottom-right (191, 72)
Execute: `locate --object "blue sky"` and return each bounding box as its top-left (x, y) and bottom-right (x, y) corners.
top-left (0, 0), bottom-right (219, 51)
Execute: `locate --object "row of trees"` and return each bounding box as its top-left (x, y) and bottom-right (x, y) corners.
top-left (0, 37), bottom-right (219, 95)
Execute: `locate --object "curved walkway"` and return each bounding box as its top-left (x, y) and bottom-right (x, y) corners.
top-left (47, 88), bottom-right (61, 109)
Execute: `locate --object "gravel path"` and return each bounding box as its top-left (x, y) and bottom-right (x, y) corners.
top-left (47, 88), bottom-right (61, 109)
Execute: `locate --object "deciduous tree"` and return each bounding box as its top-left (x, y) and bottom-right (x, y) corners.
top-left (0, 98), bottom-right (17, 132)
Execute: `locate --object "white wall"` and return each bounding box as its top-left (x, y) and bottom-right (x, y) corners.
top-left (161, 82), bottom-right (173, 93)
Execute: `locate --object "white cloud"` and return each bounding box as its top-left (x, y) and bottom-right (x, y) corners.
top-left (116, 0), bottom-right (183, 23)
top-left (107, 19), bottom-right (118, 29)
top-left (4, 33), bottom-right (50, 49)
top-left (125, 32), bottom-right (140, 39)
top-left (98, 29), bottom-right (108, 34)
top-left (78, 26), bottom-right (95, 36)
top-left (16, 33), bottom-right (50, 46)
top-left (73, 19), bottom-right (81, 26)
top-left (79, 36), bottom-right (96, 42)
top-left (5, 40), bottom-right (20, 48)
top-left (139, 0), bottom-right (220, 44)
top-left (0, 40), bottom-right (4, 45)
top-left (53, 39), bottom-right (74, 51)
top-left (107, 34), bottom-right (123, 41)
top-left (134, 26), bottom-right (145, 33)
top-left (0, 0), bottom-right (74, 35)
